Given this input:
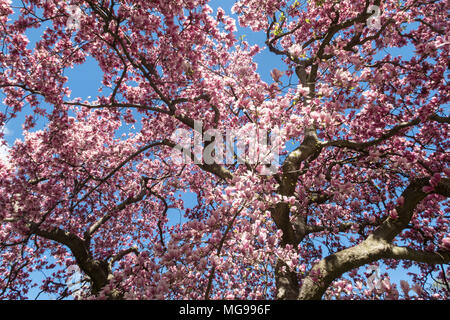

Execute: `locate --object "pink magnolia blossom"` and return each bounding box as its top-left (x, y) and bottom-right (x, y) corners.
top-left (270, 68), bottom-right (283, 83)
top-left (441, 237), bottom-right (450, 251)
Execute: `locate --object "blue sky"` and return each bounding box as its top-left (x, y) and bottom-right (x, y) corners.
top-left (1, 0), bottom-right (437, 299)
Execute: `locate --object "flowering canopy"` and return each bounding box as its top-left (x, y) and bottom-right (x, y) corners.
top-left (0, 0), bottom-right (449, 300)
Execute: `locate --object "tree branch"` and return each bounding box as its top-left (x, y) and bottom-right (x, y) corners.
top-left (205, 205), bottom-right (245, 300)
top-left (85, 177), bottom-right (148, 239)
top-left (297, 177), bottom-right (450, 299)
top-left (386, 246), bottom-right (449, 265)
top-left (109, 247), bottom-right (139, 267)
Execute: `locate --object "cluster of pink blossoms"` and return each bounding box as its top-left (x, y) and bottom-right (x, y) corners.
top-left (0, 0), bottom-right (448, 300)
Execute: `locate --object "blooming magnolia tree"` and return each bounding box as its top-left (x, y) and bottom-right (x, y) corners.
top-left (0, 0), bottom-right (449, 300)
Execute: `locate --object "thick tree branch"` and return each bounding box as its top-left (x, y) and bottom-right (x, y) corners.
top-left (323, 113), bottom-right (448, 152)
top-left (372, 177), bottom-right (449, 242)
top-left (298, 177), bottom-right (450, 300)
top-left (297, 237), bottom-right (449, 300)
top-left (29, 223), bottom-right (109, 294)
top-left (323, 117), bottom-right (421, 151)
top-left (386, 246), bottom-right (449, 265)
